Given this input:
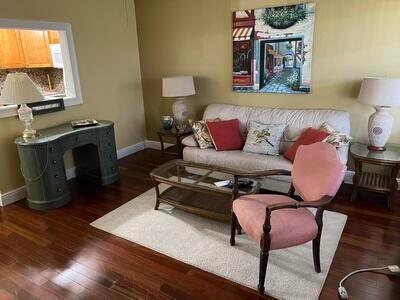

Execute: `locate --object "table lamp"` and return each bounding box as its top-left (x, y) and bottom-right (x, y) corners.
top-left (0, 72), bottom-right (45, 139)
top-left (162, 76), bottom-right (195, 131)
top-left (358, 77), bottom-right (400, 151)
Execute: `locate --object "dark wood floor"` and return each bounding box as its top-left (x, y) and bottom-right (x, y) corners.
top-left (0, 149), bottom-right (399, 300)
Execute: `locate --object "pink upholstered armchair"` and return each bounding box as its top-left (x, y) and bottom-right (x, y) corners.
top-left (230, 142), bottom-right (347, 295)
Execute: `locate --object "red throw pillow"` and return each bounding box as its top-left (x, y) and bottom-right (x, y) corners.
top-left (284, 128), bottom-right (330, 162)
top-left (206, 119), bottom-right (244, 151)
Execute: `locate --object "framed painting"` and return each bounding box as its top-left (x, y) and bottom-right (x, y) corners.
top-left (232, 3), bottom-right (316, 94)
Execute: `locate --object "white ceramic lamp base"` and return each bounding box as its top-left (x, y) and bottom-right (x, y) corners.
top-left (172, 98), bottom-right (188, 131)
top-left (367, 106), bottom-right (393, 151)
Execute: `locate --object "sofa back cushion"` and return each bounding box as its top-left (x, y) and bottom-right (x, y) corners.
top-left (202, 104), bottom-right (351, 163)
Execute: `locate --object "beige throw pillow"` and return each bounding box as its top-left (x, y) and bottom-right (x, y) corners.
top-left (243, 121), bottom-right (286, 156)
top-left (319, 122), bottom-right (352, 147)
top-left (189, 120), bottom-right (214, 149)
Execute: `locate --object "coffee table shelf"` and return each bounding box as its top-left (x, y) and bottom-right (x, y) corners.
top-left (150, 160), bottom-right (259, 222)
top-left (160, 187), bottom-right (233, 221)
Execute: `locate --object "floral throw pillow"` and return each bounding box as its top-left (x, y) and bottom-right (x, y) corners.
top-left (189, 120), bottom-right (214, 149)
top-left (319, 122), bottom-right (352, 148)
top-left (243, 121), bottom-right (286, 156)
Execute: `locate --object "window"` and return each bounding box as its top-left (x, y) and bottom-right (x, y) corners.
top-left (0, 19), bottom-right (82, 118)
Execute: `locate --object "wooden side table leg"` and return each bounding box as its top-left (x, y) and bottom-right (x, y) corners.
top-left (177, 136), bottom-right (183, 159)
top-left (350, 160), bottom-right (362, 202)
top-left (158, 133), bottom-right (165, 161)
top-left (388, 165), bottom-right (399, 210)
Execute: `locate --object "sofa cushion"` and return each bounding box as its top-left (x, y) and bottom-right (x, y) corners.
top-left (206, 119), bottom-right (244, 151)
top-left (183, 147), bottom-right (293, 173)
top-left (233, 194), bottom-right (318, 249)
top-left (284, 128), bottom-right (330, 162)
top-left (182, 135), bottom-right (198, 147)
top-left (243, 121), bottom-right (286, 156)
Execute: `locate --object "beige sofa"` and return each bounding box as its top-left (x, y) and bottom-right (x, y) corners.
top-left (182, 104), bottom-right (351, 193)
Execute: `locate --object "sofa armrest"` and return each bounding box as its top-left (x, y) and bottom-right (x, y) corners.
top-left (182, 135), bottom-right (198, 147)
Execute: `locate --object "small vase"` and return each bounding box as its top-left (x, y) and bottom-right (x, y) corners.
top-left (162, 116), bottom-right (174, 130)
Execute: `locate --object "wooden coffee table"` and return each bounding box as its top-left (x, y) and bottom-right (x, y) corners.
top-left (150, 160), bottom-right (259, 222)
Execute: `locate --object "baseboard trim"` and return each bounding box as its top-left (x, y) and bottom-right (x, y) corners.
top-left (0, 186), bottom-right (27, 207)
top-left (145, 139), bottom-right (173, 150)
top-left (0, 141), bottom-right (147, 207)
top-left (3, 143), bottom-right (397, 207)
top-left (117, 141), bottom-right (146, 159)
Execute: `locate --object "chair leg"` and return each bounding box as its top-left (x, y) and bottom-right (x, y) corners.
top-left (258, 250), bottom-right (269, 294)
top-left (237, 222), bottom-right (242, 235)
top-left (313, 208), bottom-right (324, 273)
top-left (312, 236), bottom-right (321, 273)
top-left (230, 212), bottom-right (237, 246)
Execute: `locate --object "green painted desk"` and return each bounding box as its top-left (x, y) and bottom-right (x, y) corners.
top-left (15, 120), bottom-right (119, 210)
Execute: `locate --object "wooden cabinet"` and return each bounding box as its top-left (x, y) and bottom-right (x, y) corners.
top-left (0, 29), bottom-right (55, 69)
top-left (20, 30), bottom-right (52, 68)
top-left (0, 29), bottom-right (26, 68)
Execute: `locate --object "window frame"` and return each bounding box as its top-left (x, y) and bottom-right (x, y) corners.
top-left (0, 18), bottom-right (82, 119)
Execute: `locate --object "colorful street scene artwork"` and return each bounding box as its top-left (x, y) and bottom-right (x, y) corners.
top-left (232, 3), bottom-right (316, 94)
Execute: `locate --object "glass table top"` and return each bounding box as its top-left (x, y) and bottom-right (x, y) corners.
top-left (350, 142), bottom-right (400, 163)
top-left (150, 160), bottom-right (259, 195)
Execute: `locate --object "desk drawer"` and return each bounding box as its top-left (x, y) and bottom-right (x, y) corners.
top-left (63, 132), bottom-right (94, 149)
top-left (42, 168), bottom-right (68, 198)
top-left (101, 148), bottom-right (118, 173)
top-left (99, 127), bottom-right (116, 145)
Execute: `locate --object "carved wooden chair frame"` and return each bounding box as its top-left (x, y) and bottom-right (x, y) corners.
top-left (230, 170), bottom-right (334, 294)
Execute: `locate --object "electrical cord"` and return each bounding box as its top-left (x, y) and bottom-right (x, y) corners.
top-left (338, 265), bottom-right (400, 299)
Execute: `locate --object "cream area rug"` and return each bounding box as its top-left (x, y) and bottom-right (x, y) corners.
top-left (91, 185), bottom-right (347, 300)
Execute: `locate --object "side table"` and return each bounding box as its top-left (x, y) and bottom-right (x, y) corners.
top-left (156, 128), bottom-right (192, 159)
top-left (350, 142), bottom-right (400, 209)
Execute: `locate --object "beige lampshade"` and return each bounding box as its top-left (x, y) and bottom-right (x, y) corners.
top-left (0, 72), bottom-right (44, 105)
top-left (162, 76), bottom-right (196, 98)
top-left (358, 78), bottom-right (400, 107)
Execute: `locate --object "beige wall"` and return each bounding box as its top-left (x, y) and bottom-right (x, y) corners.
top-left (0, 0), bottom-right (145, 193)
top-left (136, 0), bottom-right (400, 144)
